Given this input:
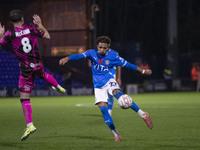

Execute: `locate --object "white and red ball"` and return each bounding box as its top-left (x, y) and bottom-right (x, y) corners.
top-left (118, 94), bottom-right (132, 109)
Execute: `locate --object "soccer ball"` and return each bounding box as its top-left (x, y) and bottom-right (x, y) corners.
top-left (118, 94), bottom-right (132, 109)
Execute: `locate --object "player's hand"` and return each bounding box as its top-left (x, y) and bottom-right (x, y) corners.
top-left (144, 69), bottom-right (152, 75)
top-left (33, 14), bottom-right (42, 25)
top-left (59, 57), bottom-right (70, 66)
top-left (0, 22), bottom-right (5, 37)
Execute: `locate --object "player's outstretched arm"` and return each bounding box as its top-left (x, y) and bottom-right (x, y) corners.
top-left (33, 14), bottom-right (50, 40)
top-left (0, 22), bottom-right (5, 39)
top-left (123, 61), bottom-right (152, 76)
top-left (59, 53), bottom-right (87, 66)
top-left (59, 57), bottom-right (70, 66)
top-left (136, 66), bottom-right (152, 76)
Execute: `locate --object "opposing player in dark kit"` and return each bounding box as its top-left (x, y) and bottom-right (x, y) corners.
top-left (0, 10), bottom-right (66, 141)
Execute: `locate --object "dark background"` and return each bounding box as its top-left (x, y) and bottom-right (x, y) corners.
top-left (96, 0), bottom-right (200, 81)
top-left (97, 0), bottom-right (200, 57)
top-left (0, 0), bottom-right (200, 86)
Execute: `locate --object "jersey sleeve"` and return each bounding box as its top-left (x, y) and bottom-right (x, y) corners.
top-left (69, 50), bottom-right (92, 61)
top-left (31, 23), bottom-right (44, 38)
top-left (114, 54), bottom-right (127, 67)
top-left (69, 53), bottom-right (85, 60)
top-left (82, 50), bottom-right (92, 58)
top-left (0, 30), bottom-right (12, 51)
top-left (114, 54), bottom-right (138, 71)
top-left (0, 31), bottom-right (11, 45)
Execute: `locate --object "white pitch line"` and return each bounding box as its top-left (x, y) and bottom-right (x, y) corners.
top-left (76, 103), bottom-right (94, 107)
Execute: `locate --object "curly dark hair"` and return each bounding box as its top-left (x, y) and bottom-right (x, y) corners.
top-left (9, 9), bottom-right (23, 23)
top-left (96, 36), bottom-right (111, 45)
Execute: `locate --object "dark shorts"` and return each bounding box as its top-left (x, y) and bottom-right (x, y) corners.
top-left (19, 62), bottom-right (44, 93)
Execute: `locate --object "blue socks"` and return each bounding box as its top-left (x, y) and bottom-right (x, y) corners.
top-left (107, 94), bottom-right (114, 110)
top-left (100, 106), bottom-right (115, 130)
top-left (131, 101), bottom-right (140, 112)
top-left (114, 92), bottom-right (123, 99)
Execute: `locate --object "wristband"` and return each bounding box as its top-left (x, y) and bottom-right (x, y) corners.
top-left (142, 70), bottom-right (145, 74)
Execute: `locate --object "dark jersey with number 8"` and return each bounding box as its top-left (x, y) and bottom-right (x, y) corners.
top-left (0, 23), bottom-right (44, 72)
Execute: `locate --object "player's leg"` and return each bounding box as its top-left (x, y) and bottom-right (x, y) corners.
top-left (20, 93), bottom-right (36, 141)
top-left (98, 102), bottom-right (121, 142)
top-left (95, 87), bottom-right (121, 142)
top-left (44, 72), bottom-right (66, 93)
top-left (107, 94), bottom-right (114, 116)
top-left (113, 89), bottom-right (153, 129)
top-left (36, 65), bottom-right (66, 93)
top-left (19, 75), bottom-right (36, 141)
top-left (107, 79), bottom-right (141, 114)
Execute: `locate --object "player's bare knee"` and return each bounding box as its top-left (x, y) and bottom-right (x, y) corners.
top-left (20, 92), bottom-right (30, 99)
top-left (98, 102), bottom-right (108, 108)
top-left (112, 89), bottom-right (121, 96)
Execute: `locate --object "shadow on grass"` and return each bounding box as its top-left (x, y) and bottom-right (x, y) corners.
top-left (0, 142), bottom-right (23, 149)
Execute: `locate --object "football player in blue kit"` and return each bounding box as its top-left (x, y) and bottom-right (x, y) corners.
top-left (59, 36), bottom-right (153, 142)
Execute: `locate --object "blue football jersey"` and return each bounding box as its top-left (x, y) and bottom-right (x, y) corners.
top-left (110, 66), bottom-right (116, 78)
top-left (81, 49), bottom-right (127, 88)
top-left (108, 50), bottom-right (117, 78)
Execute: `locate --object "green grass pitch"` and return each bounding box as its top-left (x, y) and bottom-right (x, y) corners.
top-left (0, 92), bottom-right (200, 150)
